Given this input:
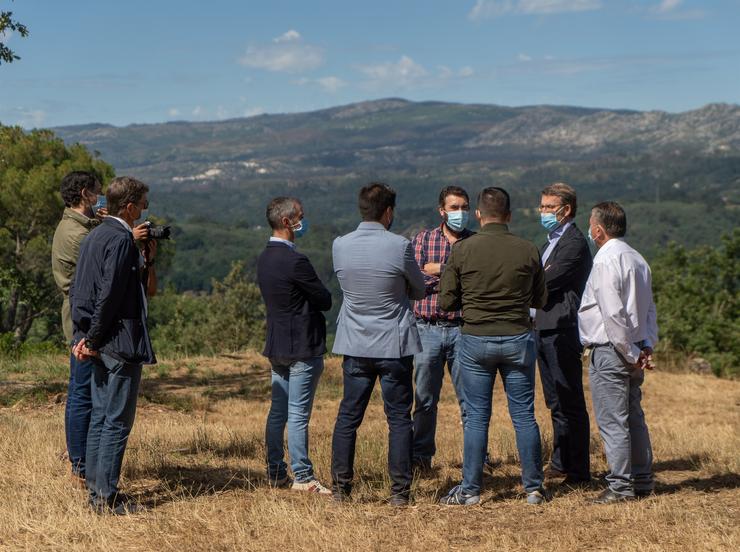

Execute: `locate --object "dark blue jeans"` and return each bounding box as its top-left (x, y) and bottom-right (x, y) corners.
top-left (331, 355), bottom-right (414, 498)
top-left (85, 353), bottom-right (142, 503)
top-left (412, 321), bottom-right (465, 462)
top-left (537, 327), bottom-right (591, 480)
top-left (459, 332), bottom-right (544, 495)
top-left (65, 354), bottom-right (95, 477)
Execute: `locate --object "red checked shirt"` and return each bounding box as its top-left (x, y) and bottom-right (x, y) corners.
top-left (412, 224), bottom-right (473, 321)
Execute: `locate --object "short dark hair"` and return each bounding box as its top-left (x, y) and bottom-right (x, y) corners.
top-left (541, 182), bottom-right (577, 217)
top-left (60, 171), bottom-right (101, 208)
top-left (107, 176), bottom-right (149, 217)
top-left (358, 182), bottom-right (396, 221)
top-left (438, 185), bottom-right (469, 207)
top-left (266, 196), bottom-right (301, 230)
top-left (477, 187), bottom-right (510, 219)
top-left (591, 201), bottom-right (627, 238)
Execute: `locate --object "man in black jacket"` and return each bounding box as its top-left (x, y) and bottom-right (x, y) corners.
top-left (534, 183), bottom-right (593, 485)
top-left (71, 176), bottom-right (156, 515)
top-left (257, 196), bottom-right (332, 494)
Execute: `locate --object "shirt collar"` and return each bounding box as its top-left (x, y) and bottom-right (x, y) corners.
top-left (63, 207), bottom-right (98, 229)
top-left (594, 237), bottom-right (623, 259)
top-left (357, 221), bottom-right (387, 231)
top-left (108, 216), bottom-right (133, 234)
top-left (269, 236), bottom-right (296, 249)
top-left (480, 222), bottom-right (509, 234)
top-left (548, 220), bottom-right (573, 242)
top-left (436, 222), bottom-right (473, 242)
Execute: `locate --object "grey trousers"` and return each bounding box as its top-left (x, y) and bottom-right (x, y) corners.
top-left (589, 344), bottom-right (654, 496)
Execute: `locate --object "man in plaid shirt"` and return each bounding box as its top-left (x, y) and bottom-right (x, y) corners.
top-left (411, 186), bottom-right (474, 470)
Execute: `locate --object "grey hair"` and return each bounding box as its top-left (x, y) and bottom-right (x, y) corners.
top-left (266, 196), bottom-right (301, 230)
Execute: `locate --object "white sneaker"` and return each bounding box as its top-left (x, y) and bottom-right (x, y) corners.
top-left (291, 479), bottom-right (332, 495)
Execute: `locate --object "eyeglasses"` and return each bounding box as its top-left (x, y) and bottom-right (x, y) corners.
top-left (538, 203), bottom-right (563, 212)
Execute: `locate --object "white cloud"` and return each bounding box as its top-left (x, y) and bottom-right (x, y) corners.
top-left (650, 0), bottom-right (703, 19)
top-left (656, 0), bottom-right (681, 13)
top-left (274, 30), bottom-right (301, 43)
top-left (239, 30), bottom-right (324, 73)
top-left (192, 105), bottom-right (203, 117)
top-left (9, 107), bottom-right (46, 128)
top-left (469, 0), bottom-right (602, 20)
top-left (168, 108), bottom-right (180, 117)
top-left (216, 105), bottom-right (229, 119)
top-left (359, 56), bottom-right (475, 90)
top-left (244, 107), bottom-right (265, 117)
top-left (517, 53), bottom-right (533, 62)
top-left (317, 76), bottom-right (347, 93)
top-left (359, 55), bottom-right (428, 87)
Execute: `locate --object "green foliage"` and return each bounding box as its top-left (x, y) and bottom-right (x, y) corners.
top-left (652, 229), bottom-right (739, 377)
top-left (0, 125), bottom-right (114, 347)
top-left (148, 261), bottom-right (265, 357)
top-left (0, 6), bottom-right (28, 65)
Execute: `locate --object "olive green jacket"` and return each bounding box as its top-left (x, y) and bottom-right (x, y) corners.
top-left (439, 223), bottom-right (547, 336)
top-left (51, 208), bottom-right (99, 343)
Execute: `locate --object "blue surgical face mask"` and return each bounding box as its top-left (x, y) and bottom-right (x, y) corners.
top-left (445, 210), bottom-right (469, 232)
top-left (138, 208), bottom-right (149, 222)
top-left (93, 195), bottom-right (106, 214)
top-left (292, 218), bottom-right (308, 238)
top-left (587, 227), bottom-right (595, 244)
top-left (540, 212), bottom-right (560, 232)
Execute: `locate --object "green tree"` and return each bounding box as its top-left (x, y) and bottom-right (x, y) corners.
top-left (148, 261), bottom-right (265, 357)
top-left (0, 125), bottom-right (114, 348)
top-left (0, 5), bottom-right (29, 65)
top-left (652, 229), bottom-right (740, 377)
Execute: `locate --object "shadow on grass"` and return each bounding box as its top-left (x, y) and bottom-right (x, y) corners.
top-left (652, 454), bottom-right (710, 472)
top-left (653, 472), bottom-right (740, 495)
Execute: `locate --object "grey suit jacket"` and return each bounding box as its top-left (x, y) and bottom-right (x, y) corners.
top-left (332, 221), bottom-right (426, 358)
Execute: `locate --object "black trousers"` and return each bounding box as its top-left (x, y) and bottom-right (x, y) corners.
top-left (331, 355), bottom-right (414, 498)
top-left (536, 327), bottom-right (591, 480)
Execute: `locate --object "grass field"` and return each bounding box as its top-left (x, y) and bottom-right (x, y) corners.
top-left (0, 352), bottom-right (738, 551)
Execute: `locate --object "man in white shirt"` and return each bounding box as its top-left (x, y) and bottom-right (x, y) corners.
top-left (578, 201), bottom-right (658, 504)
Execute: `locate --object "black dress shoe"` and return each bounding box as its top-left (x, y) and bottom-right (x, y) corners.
top-left (388, 494), bottom-right (410, 507)
top-left (561, 476), bottom-right (591, 488)
top-left (590, 488), bottom-right (635, 504)
top-left (635, 489), bottom-right (654, 498)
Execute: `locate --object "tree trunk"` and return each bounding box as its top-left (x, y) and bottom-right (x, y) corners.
top-left (2, 286), bottom-right (19, 333)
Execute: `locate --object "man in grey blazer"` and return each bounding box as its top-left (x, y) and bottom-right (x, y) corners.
top-left (331, 182), bottom-right (426, 506)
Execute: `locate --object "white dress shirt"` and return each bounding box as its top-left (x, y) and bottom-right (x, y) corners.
top-left (578, 238), bottom-right (658, 364)
top-left (530, 220), bottom-right (573, 319)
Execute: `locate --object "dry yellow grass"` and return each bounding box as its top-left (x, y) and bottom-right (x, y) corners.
top-left (0, 352), bottom-right (738, 551)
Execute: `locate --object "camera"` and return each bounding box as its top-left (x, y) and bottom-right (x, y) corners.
top-left (144, 221), bottom-right (171, 240)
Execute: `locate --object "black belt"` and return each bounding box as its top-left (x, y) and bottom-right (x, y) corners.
top-left (417, 318), bottom-right (463, 327)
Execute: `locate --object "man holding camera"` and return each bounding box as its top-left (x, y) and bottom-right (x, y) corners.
top-left (71, 176), bottom-right (156, 515)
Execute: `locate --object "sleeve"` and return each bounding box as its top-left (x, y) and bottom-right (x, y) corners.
top-left (531, 251), bottom-right (548, 309)
top-left (85, 237), bottom-right (135, 350)
top-left (403, 239), bottom-right (427, 300)
top-left (544, 236), bottom-right (591, 293)
top-left (293, 255), bottom-right (332, 312)
top-left (592, 261), bottom-right (641, 364)
top-left (413, 230), bottom-right (439, 294)
top-left (438, 245), bottom-right (462, 312)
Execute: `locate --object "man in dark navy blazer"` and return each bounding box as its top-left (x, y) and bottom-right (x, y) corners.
top-left (534, 183), bottom-right (593, 485)
top-left (257, 196), bottom-right (333, 494)
top-left (71, 176), bottom-right (156, 515)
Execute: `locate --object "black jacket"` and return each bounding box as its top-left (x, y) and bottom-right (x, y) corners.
top-left (257, 241), bottom-right (332, 360)
top-left (535, 223), bottom-right (593, 331)
top-left (71, 218), bottom-right (156, 365)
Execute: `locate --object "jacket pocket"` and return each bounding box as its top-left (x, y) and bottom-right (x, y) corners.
top-left (113, 318), bottom-right (147, 360)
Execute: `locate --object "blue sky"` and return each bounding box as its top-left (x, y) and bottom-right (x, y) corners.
top-left (0, 0), bottom-right (738, 128)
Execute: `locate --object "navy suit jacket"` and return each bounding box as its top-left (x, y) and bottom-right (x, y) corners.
top-left (71, 217), bottom-right (155, 365)
top-left (535, 223), bottom-right (593, 331)
top-left (257, 241), bottom-right (332, 360)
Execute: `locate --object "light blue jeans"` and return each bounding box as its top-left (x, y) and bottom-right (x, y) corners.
top-left (265, 356), bottom-right (323, 483)
top-left (459, 332), bottom-right (544, 495)
top-left (413, 321), bottom-right (466, 462)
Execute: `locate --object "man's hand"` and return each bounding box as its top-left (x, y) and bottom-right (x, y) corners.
top-left (423, 262), bottom-right (442, 276)
top-left (637, 347), bottom-right (655, 371)
top-left (144, 239), bottom-right (157, 263)
top-left (95, 207), bottom-right (109, 220)
top-left (133, 222), bottom-right (150, 242)
top-left (72, 339), bottom-right (99, 361)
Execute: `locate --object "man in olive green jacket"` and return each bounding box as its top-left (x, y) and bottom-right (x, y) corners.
top-left (51, 171), bottom-right (104, 484)
top-left (437, 186), bottom-right (549, 507)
